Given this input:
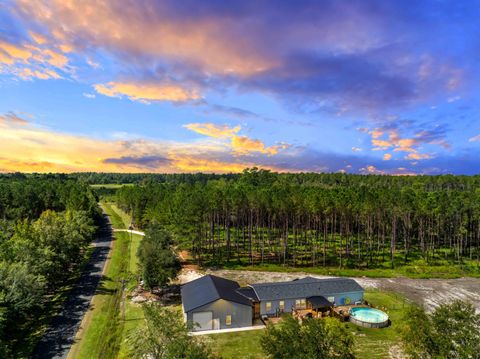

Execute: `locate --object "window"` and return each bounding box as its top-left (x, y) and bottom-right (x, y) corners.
top-left (295, 299), bottom-right (306, 309)
top-left (279, 300), bottom-right (285, 310)
top-left (226, 315), bottom-right (232, 326)
top-left (328, 296), bottom-right (335, 304)
top-left (266, 302), bottom-right (272, 311)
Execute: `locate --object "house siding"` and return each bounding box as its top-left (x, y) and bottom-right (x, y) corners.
top-left (259, 290), bottom-right (364, 316)
top-left (186, 299), bottom-right (252, 331)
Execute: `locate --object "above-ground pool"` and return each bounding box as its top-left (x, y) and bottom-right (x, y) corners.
top-left (349, 307), bottom-right (389, 328)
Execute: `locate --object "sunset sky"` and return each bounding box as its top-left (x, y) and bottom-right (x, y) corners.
top-left (1, 0), bottom-right (479, 174)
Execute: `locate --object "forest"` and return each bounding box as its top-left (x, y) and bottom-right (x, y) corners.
top-left (0, 175), bottom-right (100, 357)
top-left (114, 169), bottom-right (480, 273)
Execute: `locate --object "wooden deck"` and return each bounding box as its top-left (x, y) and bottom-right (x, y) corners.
top-left (292, 304), bottom-right (368, 322)
top-left (293, 308), bottom-right (333, 319)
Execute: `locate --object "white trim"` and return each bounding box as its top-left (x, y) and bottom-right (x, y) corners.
top-left (190, 324), bottom-right (265, 336)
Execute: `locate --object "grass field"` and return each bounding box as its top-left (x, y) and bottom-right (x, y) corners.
top-left (68, 203), bottom-right (144, 359)
top-left (90, 184), bottom-right (134, 189)
top-left (207, 290), bottom-right (409, 359)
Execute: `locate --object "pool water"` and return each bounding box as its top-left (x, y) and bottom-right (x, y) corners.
top-left (350, 307), bottom-right (388, 324)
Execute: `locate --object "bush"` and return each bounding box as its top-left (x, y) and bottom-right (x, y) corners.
top-left (137, 224), bottom-right (181, 289)
top-left (402, 300), bottom-right (480, 358)
top-left (261, 315), bottom-right (355, 359)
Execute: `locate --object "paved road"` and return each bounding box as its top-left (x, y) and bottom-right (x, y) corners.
top-left (31, 212), bottom-right (113, 359)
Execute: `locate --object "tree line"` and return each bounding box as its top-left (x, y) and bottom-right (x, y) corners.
top-left (0, 176), bottom-right (100, 357)
top-left (115, 169), bottom-right (480, 270)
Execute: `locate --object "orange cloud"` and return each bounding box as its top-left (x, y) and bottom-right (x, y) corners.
top-left (383, 153), bottom-right (392, 160)
top-left (369, 129), bottom-right (384, 139)
top-left (19, 67), bottom-right (61, 80)
top-left (231, 136), bottom-right (283, 156)
top-left (168, 154), bottom-right (262, 173)
top-left (17, 0), bottom-right (275, 76)
top-left (0, 36), bottom-right (69, 80)
top-left (29, 32), bottom-right (47, 45)
top-left (0, 40), bottom-right (32, 62)
top-left (0, 118), bottom-right (289, 173)
top-left (364, 125), bottom-right (448, 160)
top-left (394, 138), bottom-right (416, 152)
top-left (360, 165), bottom-right (385, 174)
top-left (184, 123), bottom-right (241, 139)
top-left (371, 139), bottom-right (391, 149)
top-left (184, 123), bottom-right (286, 156)
top-left (42, 49), bottom-right (68, 68)
top-left (94, 82), bottom-right (200, 103)
top-left (405, 153), bottom-right (432, 160)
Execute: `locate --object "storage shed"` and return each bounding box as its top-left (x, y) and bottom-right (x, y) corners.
top-left (181, 275), bottom-right (253, 331)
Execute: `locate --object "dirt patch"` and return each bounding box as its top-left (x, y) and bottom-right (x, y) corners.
top-left (388, 345), bottom-right (406, 359)
top-left (177, 267), bottom-right (204, 284)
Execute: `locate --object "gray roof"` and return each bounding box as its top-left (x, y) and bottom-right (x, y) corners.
top-left (236, 286), bottom-right (259, 301)
top-left (181, 275), bottom-right (252, 312)
top-left (249, 277), bottom-right (363, 301)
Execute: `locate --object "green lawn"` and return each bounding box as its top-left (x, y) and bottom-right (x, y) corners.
top-left (108, 203), bottom-right (132, 227)
top-left (107, 202), bottom-right (143, 275)
top-left (117, 303), bottom-right (145, 359)
top-left (348, 291), bottom-right (408, 359)
top-left (207, 290), bottom-right (410, 359)
top-left (106, 203), bottom-right (145, 358)
top-left (207, 330), bottom-right (265, 359)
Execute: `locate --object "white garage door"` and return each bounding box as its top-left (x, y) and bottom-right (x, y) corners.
top-left (192, 312), bottom-right (213, 331)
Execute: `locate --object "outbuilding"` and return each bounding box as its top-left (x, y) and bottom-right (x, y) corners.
top-left (181, 275), bottom-right (253, 331)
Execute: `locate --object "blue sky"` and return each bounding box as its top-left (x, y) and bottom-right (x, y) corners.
top-left (0, 0), bottom-right (479, 174)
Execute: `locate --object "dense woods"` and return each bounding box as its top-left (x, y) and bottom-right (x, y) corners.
top-left (0, 175), bottom-right (100, 357)
top-left (115, 169), bottom-right (480, 271)
top-left (69, 172), bottom-right (234, 185)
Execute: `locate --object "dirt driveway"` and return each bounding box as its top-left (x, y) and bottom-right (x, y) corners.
top-left (185, 269), bottom-right (480, 312)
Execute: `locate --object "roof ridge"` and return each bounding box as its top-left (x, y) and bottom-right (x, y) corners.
top-left (206, 275), bottom-right (221, 300)
top-left (251, 277), bottom-right (355, 287)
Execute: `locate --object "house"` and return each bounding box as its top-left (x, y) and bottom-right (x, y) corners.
top-left (181, 275), bottom-right (364, 332)
top-left (247, 276), bottom-right (364, 317)
top-left (181, 275), bottom-right (253, 331)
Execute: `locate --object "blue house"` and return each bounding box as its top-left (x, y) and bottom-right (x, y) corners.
top-left (181, 275), bottom-right (364, 331)
top-left (246, 276), bottom-right (364, 317)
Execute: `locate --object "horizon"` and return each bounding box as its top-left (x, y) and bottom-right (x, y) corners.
top-left (1, 1), bottom-right (480, 175)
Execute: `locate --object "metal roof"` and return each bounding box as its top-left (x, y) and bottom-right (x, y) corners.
top-left (249, 277), bottom-right (363, 301)
top-left (236, 286), bottom-right (259, 301)
top-left (181, 275), bottom-right (252, 312)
